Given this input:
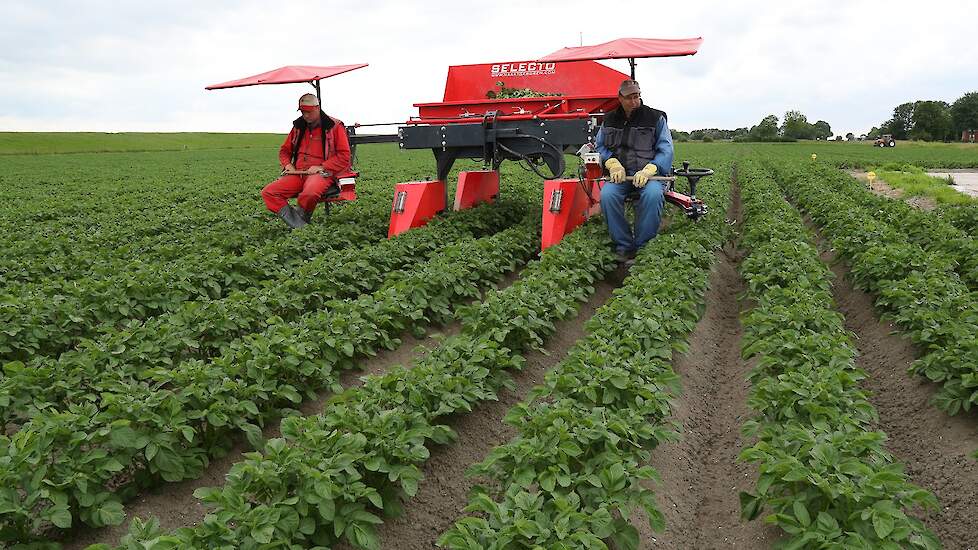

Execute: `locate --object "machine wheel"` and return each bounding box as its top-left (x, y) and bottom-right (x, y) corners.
top-left (888, 141), bottom-right (896, 147)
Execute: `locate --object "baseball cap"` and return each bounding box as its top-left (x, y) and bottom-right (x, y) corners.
top-left (298, 93), bottom-right (320, 112)
top-left (618, 79), bottom-right (641, 96)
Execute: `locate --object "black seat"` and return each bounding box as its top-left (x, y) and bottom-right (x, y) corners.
top-left (322, 184), bottom-right (341, 200)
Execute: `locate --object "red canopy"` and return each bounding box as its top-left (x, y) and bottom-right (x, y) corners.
top-left (539, 37), bottom-right (702, 62)
top-left (205, 64), bottom-right (368, 90)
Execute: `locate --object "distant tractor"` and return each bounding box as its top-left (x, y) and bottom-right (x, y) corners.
top-left (875, 134), bottom-right (896, 147)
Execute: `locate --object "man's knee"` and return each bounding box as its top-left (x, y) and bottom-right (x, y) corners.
top-left (298, 191), bottom-right (321, 203)
top-left (639, 183), bottom-right (664, 205)
top-left (600, 182), bottom-right (624, 204)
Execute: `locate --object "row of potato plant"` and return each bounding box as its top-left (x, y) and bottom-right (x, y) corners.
top-left (737, 161), bottom-right (939, 549)
top-left (1, 216), bottom-right (539, 545)
top-left (92, 221), bottom-right (617, 550)
top-left (438, 164), bottom-right (730, 550)
top-left (2, 191), bottom-right (293, 286)
top-left (806, 164), bottom-right (978, 291)
top-left (770, 161), bottom-right (978, 429)
top-left (0, 145), bottom-right (407, 285)
top-left (0, 201), bottom-right (526, 429)
top-left (937, 203), bottom-right (978, 233)
top-left (0, 197), bottom-right (393, 363)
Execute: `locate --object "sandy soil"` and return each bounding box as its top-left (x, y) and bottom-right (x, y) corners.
top-left (847, 169), bottom-right (939, 211)
top-left (814, 233), bottom-right (978, 550)
top-left (642, 180), bottom-right (782, 549)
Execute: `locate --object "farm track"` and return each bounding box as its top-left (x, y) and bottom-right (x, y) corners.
top-left (357, 277), bottom-right (619, 550)
top-left (810, 226), bottom-right (978, 550)
top-left (61, 267), bottom-right (529, 549)
top-left (643, 177), bottom-right (781, 549)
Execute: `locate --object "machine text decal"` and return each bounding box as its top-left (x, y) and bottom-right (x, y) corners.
top-left (490, 62), bottom-right (556, 78)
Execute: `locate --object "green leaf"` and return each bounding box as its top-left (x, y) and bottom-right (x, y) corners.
top-left (348, 522), bottom-right (380, 550)
top-left (873, 510), bottom-right (895, 539)
top-left (740, 492), bottom-right (763, 521)
top-left (110, 425), bottom-right (140, 448)
top-left (793, 500), bottom-right (811, 527)
top-left (610, 524), bottom-right (640, 550)
top-left (49, 507), bottom-right (72, 528)
top-left (318, 498), bottom-right (336, 521)
top-left (96, 500), bottom-right (125, 526)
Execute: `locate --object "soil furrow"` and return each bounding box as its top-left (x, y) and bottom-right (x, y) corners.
top-left (812, 230), bottom-right (978, 550)
top-left (348, 277), bottom-right (620, 550)
top-left (642, 181), bottom-right (781, 549)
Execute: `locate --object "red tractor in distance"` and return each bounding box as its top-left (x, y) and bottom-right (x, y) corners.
top-left (875, 134), bottom-right (896, 147)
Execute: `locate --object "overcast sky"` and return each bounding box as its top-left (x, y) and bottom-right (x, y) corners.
top-left (1, 0), bottom-right (975, 136)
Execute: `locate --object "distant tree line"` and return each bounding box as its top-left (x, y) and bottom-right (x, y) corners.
top-left (673, 110), bottom-right (834, 142)
top-left (867, 92), bottom-right (978, 141)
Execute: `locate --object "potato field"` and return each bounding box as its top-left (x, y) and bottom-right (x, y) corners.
top-left (3, 137), bottom-right (978, 549)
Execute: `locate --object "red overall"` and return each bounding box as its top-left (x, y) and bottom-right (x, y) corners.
top-left (261, 115), bottom-right (352, 213)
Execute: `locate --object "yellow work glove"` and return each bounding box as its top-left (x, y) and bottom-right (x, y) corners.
top-left (604, 158), bottom-right (626, 184)
top-left (633, 163), bottom-right (658, 188)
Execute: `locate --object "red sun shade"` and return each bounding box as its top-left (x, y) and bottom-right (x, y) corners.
top-left (205, 64), bottom-right (368, 90)
top-left (539, 37), bottom-right (702, 62)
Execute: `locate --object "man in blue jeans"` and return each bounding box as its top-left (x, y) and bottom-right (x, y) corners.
top-left (595, 79), bottom-right (674, 263)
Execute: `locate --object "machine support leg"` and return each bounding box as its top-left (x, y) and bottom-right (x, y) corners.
top-left (388, 180), bottom-right (447, 237)
top-left (541, 178), bottom-right (593, 251)
top-left (454, 170), bottom-right (499, 211)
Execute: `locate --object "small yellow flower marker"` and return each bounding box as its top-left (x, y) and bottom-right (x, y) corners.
top-left (811, 153), bottom-right (817, 161)
top-left (867, 171), bottom-right (877, 184)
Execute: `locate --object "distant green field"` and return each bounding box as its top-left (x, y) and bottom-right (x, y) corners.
top-left (4, 132), bottom-right (977, 169)
top-left (0, 132), bottom-right (283, 155)
top-left (678, 140), bottom-right (978, 169)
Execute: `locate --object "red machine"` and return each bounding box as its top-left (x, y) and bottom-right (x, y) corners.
top-left (205, 38), bottom-right (711, 249)
top-left (390, 37), bottom-right (711, 249)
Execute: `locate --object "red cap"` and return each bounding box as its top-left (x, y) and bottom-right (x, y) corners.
top-left (297, 93), bottom-right (320, 112)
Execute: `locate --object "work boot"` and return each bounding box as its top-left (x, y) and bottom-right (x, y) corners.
top-left (614, 248), bottom-right (636, 264)
top-left (276, 205), bottom-right (307, 230)
top-left (298, 206), bottom-right (312, 224)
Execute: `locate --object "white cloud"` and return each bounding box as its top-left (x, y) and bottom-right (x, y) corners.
top-left (1, 0), bottom-right (975, 137)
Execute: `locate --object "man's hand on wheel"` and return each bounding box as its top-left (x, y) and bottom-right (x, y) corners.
top-left (633, 163), bottom-right (658, 188)
top-left (605, 158), bottom-right (626, 184)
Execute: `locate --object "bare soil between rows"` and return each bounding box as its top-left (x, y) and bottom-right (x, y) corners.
top-left (811, 228), bottom-right (978, 550)
top-left (640, 180), bottom-right (782, 549)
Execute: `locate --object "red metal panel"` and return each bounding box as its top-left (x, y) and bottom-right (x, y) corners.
top-left (412, 96), bottom-right (618, 122)
top-left (538, 37), bottom-right (703, 62)
top-left (205, 64), bottom-right (368, 90)
top-left (454, 170), bottom-right (499, 211)
top-left (541, 179), bottom-right (591, 251)
top-left (440, 60), bottom-right (627, 103)
top-left (388, 180), bottom-right (446, 237)
top-left (664, 190), bottom-right (694, 209)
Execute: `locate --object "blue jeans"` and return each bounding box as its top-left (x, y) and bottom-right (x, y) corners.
top-left (599, 181), bottom-right (665, 253)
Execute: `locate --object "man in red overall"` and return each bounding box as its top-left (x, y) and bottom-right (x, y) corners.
top-left (261, 93), bottom-right (352, 229)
